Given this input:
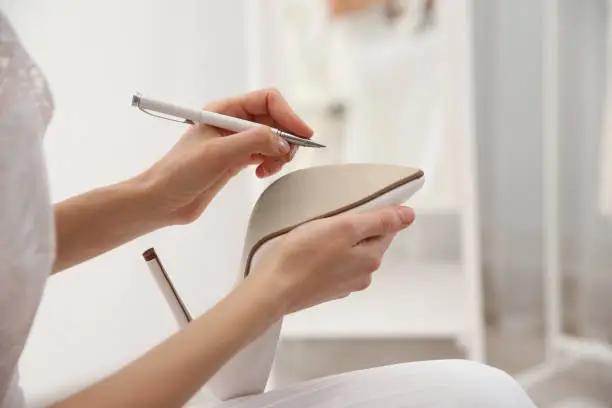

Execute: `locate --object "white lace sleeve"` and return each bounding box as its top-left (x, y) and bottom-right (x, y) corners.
top-left (0, 11), bottom-right (55, 408)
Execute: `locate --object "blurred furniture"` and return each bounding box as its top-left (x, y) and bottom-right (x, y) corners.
top-left (246, 0), bottom-right (485, 368)
top-left (518, 0), bottom-right (612, 390)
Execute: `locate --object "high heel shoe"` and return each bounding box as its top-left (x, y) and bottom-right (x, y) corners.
top-left (207, 163), bottom-right (424, 400)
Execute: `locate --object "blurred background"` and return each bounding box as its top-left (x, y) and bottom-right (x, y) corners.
top-left (2, 0), bottom-right (612, 406)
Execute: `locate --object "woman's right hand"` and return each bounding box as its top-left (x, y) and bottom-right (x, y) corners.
top-left (250, 206), bottom-right (415, 315)
top-left (50, 206), bottom-right (413, 408)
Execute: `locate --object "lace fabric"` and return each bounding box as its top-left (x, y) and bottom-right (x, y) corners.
top-left (0, 10), bottom-right (54, 408)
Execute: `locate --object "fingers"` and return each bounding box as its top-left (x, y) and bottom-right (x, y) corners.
top-left (207, 88), bottom-right (314, 139)
top-left (241, 89), bottom-right (313, 137)
top-left (203, 88), bottom-right (311, 177)
top-left (256, 160), bottom-right (284, 178)
top-left (209, 126), bottom-right (291, 169)
top-left (256, 143), bottom-right (299, 177)
top-left (354, 233), bottom-right (397, 265)
top-left (349, 206), bottom-right (415, 242)
top-left (252, 115), bottom-right (291, 176)
top-left (343, 233), bottom-right (396, 295)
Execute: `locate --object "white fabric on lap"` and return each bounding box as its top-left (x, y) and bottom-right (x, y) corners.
top-left (203, 360), bottom-right (536, 408)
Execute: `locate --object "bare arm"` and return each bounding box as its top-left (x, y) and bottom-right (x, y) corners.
top-left (50, 206), bottom-right (414, 408)
top-left (52, 177), bottom-right (161, 273)
top-left (52, 88), bottom-right (312, 274)
top-left (50, 276), bottom-right (283, 408)
top-left (47, 89), bottom-right (414, 407)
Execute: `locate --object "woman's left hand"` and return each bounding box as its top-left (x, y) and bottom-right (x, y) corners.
top-left (141, 88), bottom-right (313, 226)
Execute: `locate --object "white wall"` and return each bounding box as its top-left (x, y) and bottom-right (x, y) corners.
top-left (0, 0), bottom-right (252, 405)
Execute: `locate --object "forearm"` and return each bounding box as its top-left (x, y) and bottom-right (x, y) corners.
top-left (51, 276), bottom-right (285, 408)
top-left (52, 176), bottom-right (162, 273)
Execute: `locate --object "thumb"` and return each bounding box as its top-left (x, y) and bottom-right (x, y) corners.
top-left (213, 126), bottom-right (291, 164)
top-left (350, 206), bottom-right (415, 242)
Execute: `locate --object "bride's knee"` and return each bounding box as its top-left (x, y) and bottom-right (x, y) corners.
top-left (425, 360), bottom-right (536, 407)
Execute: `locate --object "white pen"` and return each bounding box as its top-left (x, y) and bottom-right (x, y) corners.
top-left (131, 93), bottom-right (325, 148)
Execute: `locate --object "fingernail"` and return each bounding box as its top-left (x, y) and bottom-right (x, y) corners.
top-left (278, 137), bottom-right (290, 154)
top-left (398, 207), bottom-right (415, 225)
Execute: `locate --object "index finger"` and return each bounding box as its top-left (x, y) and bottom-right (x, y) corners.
top-left (349, 206), bottom-right (415, 241)
top-left (206, 88), bottom-right (314, 138)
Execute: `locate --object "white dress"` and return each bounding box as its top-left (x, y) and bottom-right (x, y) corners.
top-left (601, 1), bottom-right (612, 215)
top-left (204, 360), bottom-right (537, 408)
top-left (0, 11), bottom-right (55, 408)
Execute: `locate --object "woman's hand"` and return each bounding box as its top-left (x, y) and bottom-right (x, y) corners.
top-left (249, 205), bottom-right (416, 315)
top-left (52, 88), bottom-right (311, 272)
top-left (141, 88), bottom-right (313, 226)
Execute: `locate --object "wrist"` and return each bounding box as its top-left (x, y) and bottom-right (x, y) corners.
top-left (122, 173), bottom-right (169, 232)
top-left (239, 272), bottom-right (290, 322)
top-left (135, 167), bottom-right (207, 228)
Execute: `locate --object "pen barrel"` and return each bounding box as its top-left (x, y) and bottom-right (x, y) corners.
top-left (138, 96), bottom-right (203, 124)
top-left (198, 110), bottom-right (256, 133)
top-left (134, 93), bottom-right (323, 147)
top-left (140, 95), bottom-right (256, 132)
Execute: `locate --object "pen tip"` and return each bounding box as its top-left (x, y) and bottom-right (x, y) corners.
top-left (310, 141), bottom-right (326, 148)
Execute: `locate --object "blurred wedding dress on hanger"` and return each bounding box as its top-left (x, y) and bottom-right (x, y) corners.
top-left (271, 0), bottom-right (347, 169)
top-left (600, 1), bottom-right (612, 216)
top-left (260, 0), bottom-right (461, 210)
top-left (248, 0), bottom-right (343, 196)
top-left (328, 0), bottom-right (461, 210)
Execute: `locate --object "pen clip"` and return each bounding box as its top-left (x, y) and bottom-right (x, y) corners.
top-left (132, 93), bottom-right (195, 125)
top-left (136, 105), bottom-right (195, 125)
